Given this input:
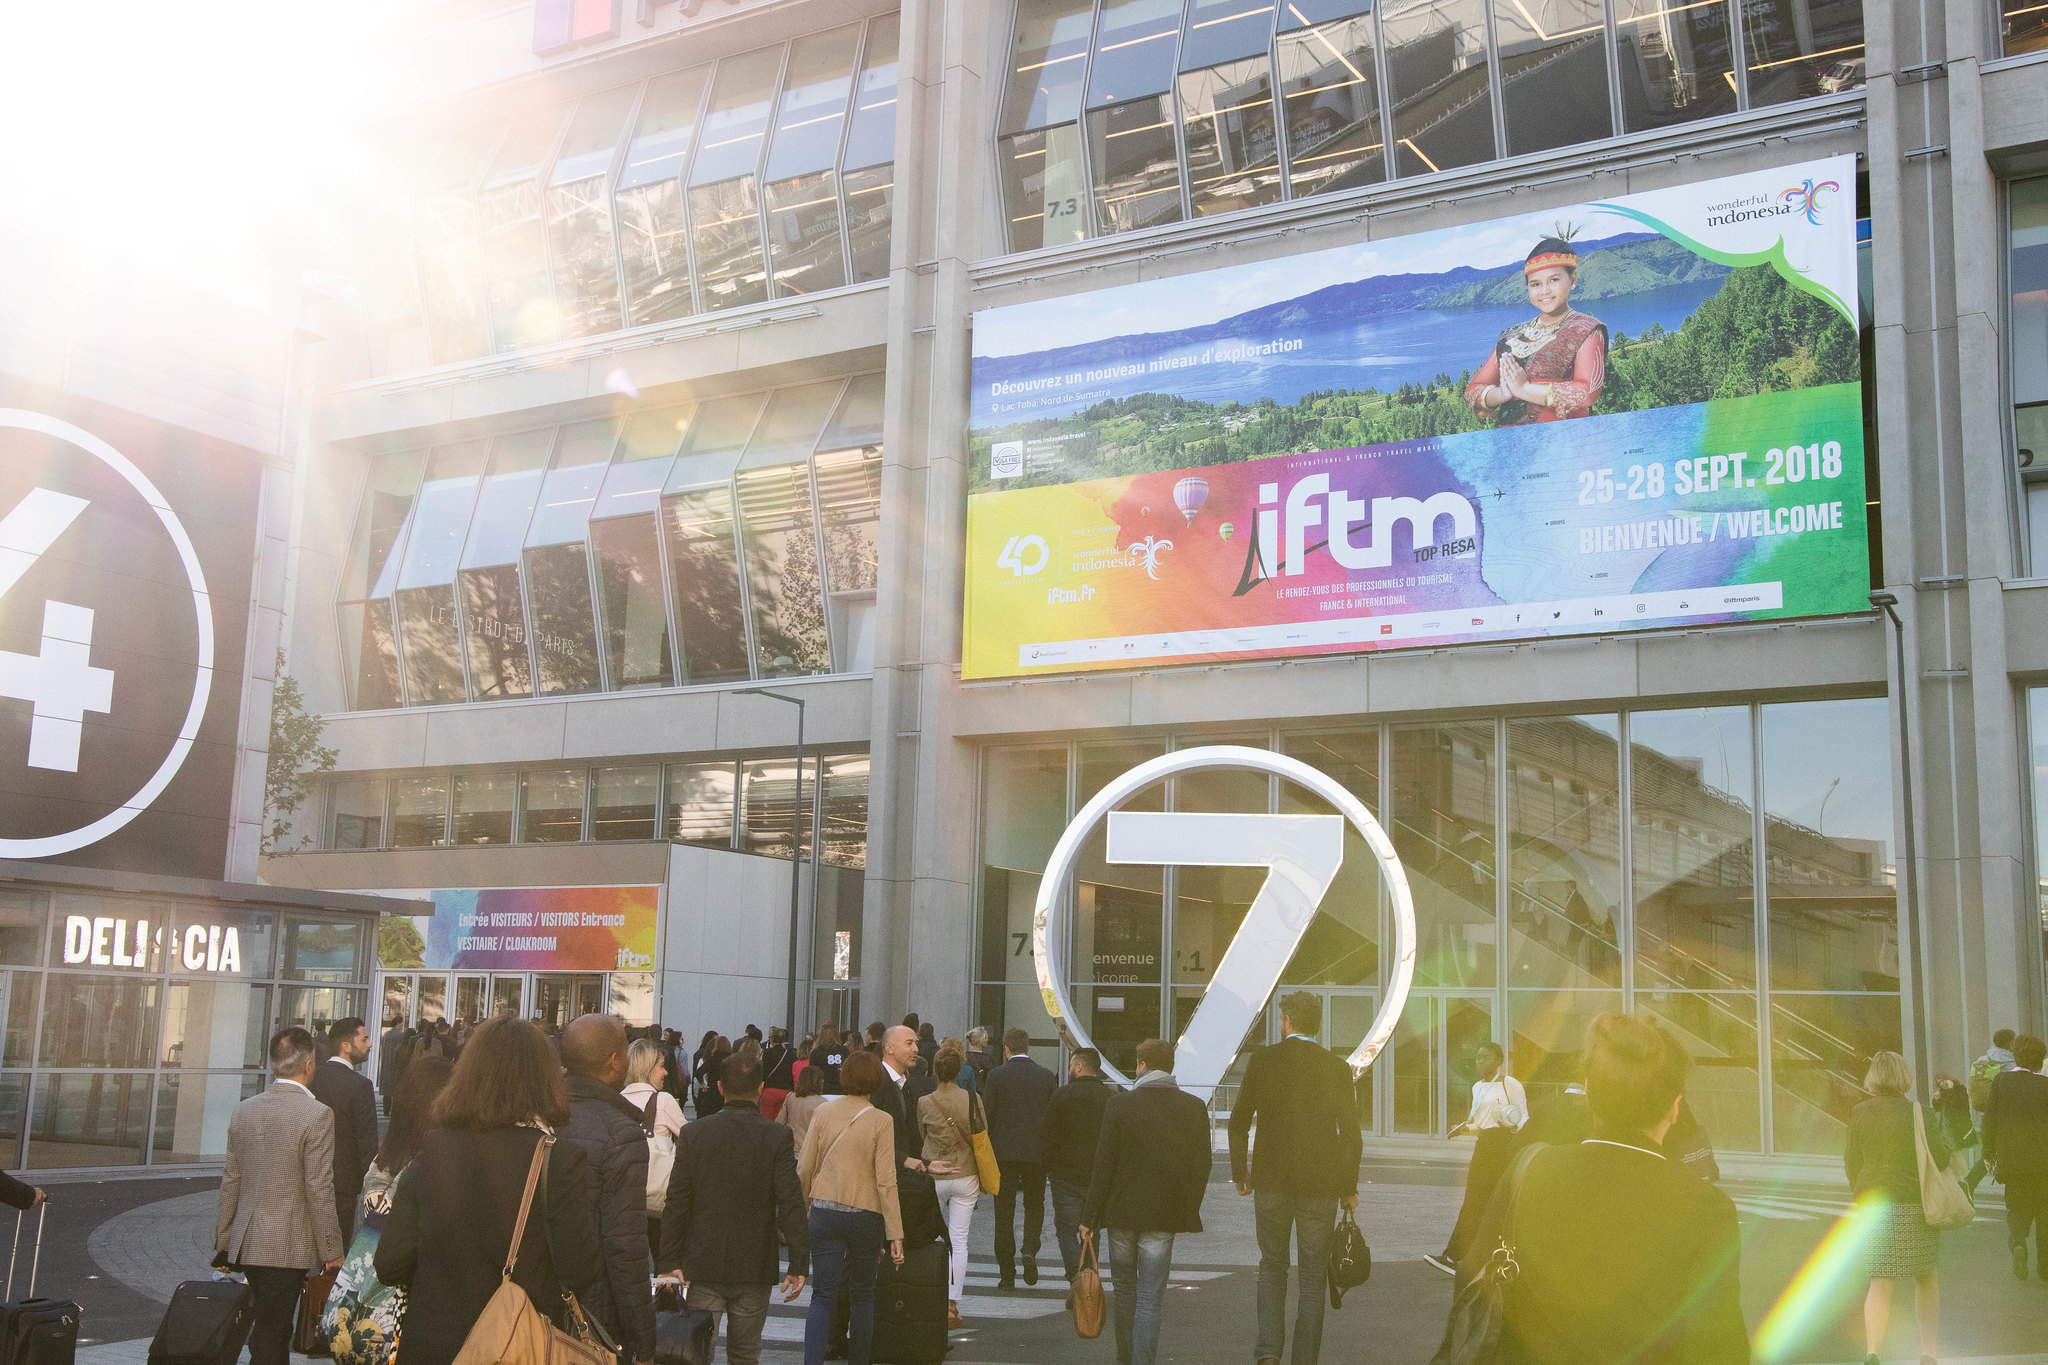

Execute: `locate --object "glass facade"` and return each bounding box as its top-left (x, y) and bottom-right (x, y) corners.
top-left (995, 0), bottom-right (1865, 250)
top-left (2007, 0), bottom-right (2048, 56)
top-left (373, 20), bottom-right (898, 368)
top-left (975, 698), bottom-right (1901, 1154)
top-left (335, 375), bottom-right (883, 707)
top-left (0, 887), bottom-right (371, 1169)
top-left (324, 753), bottom-right (869, 866)
top-left (2016, 178), bottom-right (2048, 572)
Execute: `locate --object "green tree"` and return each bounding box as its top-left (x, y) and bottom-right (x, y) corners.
top-left (263, 650), bottom-right (338, 853)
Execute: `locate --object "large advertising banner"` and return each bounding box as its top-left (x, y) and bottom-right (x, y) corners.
top-left (964, 156), bottom-right (1866, 679)
top-left (375, 885), bottom-right (659, 973)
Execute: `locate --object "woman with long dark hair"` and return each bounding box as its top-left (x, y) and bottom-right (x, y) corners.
top-left (374, 1018), bottom-right (603, 1365)
top-left (807, 1021), bottom-right (847, 1096)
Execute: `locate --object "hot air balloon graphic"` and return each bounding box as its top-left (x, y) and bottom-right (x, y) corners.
top-left (1173, 476), bottom-right (1210, 525)
top-left (1219, 521), bottom-right (1234, 541)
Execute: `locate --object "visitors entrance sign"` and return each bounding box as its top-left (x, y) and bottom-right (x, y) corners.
top-left (1031, 746), bottom-right (1415, 1095)
top-left (964, 155), bottom-right (1866, 678)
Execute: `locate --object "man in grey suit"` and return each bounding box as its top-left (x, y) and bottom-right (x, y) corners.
top-left (216, 1027), bottom-right (348, 1365)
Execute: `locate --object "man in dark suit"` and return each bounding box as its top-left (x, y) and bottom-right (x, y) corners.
top-left (1080, 1038), bottom-right (1210, 1365)
top-left (309, 1016), bottom-right (380, 1241)
top-left (873, 1024), bottom-right (926, 1164)
top-left (1983, 1032), bottom-right (2048, 1279)
top-left (1041, 1047), bottom-right (1112, 1298)
top-left (1228, 993), bottom-right (1362, 1365)
top-left (1460, 1013), bottom-right (1749, 1365)
top-left (982, 1026), bottom-right (1058, 1288)
top-left (660, 1051), bottom-right (809, 1365)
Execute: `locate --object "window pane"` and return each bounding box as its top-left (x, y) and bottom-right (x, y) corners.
top-left (741, 755), bottom-right (818, 858)
top-left (481, 103), bottom-right (570, 350)
top-left (1180, 57), bottom-right (1283, 217)
top-left (593, 516), bottom-right (675, 688)
top-left (1383, 0), bottom-right (1495, 176)
top-left (618, 68), bottom-right (710, 324)
top-left (736, 463), bottom-right (830, 675)
top-left (396, 589), bottom-right (466, 705)
top-left (745, 381), bottom-right (844, 466)
top-left (766, 171), bottom-right (847, 295)
top-left (327, 780), bottom-right (385, 849)
top-left (1638, 990), bottom-right (1762, 1152)
top-left (817, 442), bottom-right (883, 670)
top-left (665, 487), bottom-right (752, 683)
top-left (604, 407), bottom-right (693, 514)
top-left (340, 452), bottom-right (427, 601)
top-left (27, 1073), bottom-right (150, 1169)
top-left (1507, 989), bottom-right (1621, 1112)
top-left (1279, 731), bottom-right (1380, 985)
top-left (526, 421), bottom-right (615, 695)
top-left (340, 601), bottom-right (403, 710)
top-left (548, 86), bottom-right (636, 338)
top-left (391, 775), bottom-right (450, 848)
top-left (843, 163), bottom-right (895, 283)
top-left (390, 438), bottom-right (478, 701)
top-left (1744, 0), bottom-right (1864, 107)
top-left (1494, 0), bottom-right (1611, 156)
top-left (1614, 0), bottom-right (1737, 132)
top-left (280, 919), bottom-right (366, 983)
top-left (1088, 0), bottom-right (1185, 106)
top-left (278, 986), bottom-right (369, 1039)
top-left (1001, 0), bottom-right (1096, 131)
top-left (689, 48), bottom-right (781, 311)
top-left (1089, 97), bottom-right (1185, 234)
top-left (814, 866), bottom-right (864, 980)
top-left (152, 1072), bottom-right (264, 1164)
top-left (1390, 723), bottom-right (1497, 987)
top-left (521, 768), bottom-right (586, 843)
top-left (1076, 742), bottom-right (1169, 1060)
top-left (2008, 0), bottom-right (2048, 55)
top-left (1771, 992), bottom-right (1901, 1155)
top-left (162, 981), bottom-right (270, 1068)
top-left (1506, 716), bottom-right (1622, 988)
top-left (4, 971), bottom-right (41, 1066)
top-left (2013, 178), bottom-right (2048, 553)
top-left (40, 975), bottom-right (160, 1068)
top-left (844, 16), bottom-right (901, 172)
top-left (0, 890), bottom-right (44, 968)
top-left (1631, 707), bottom-right (1755, 991)
top-left (666, 761), bottom-right (737, 846)
top-left (168, 907), bottom-right (276, 978)
top-left (821, 753), bottom-right (870, 868)
top-left (453, 771), bottom-right (517, 845)
top-left (593, 766), bottom-right (660, 841)
top-left (1762, 698), bottom-right (1897, 991)
top-left (1182, 0), bottom-right (1278, 69)
top-left (459, 431), bottom-right (550, 701)
top-left (767, 28), bottom-right (859, 181)
top-left (1001, 125), bottom-right (1091, 251)
top-left (980, 746), bottom-right (1069, 984)
top-left (1278, 12), bottom-right (1386, 197)
top-left (415, 126), bottom-right (496, 364)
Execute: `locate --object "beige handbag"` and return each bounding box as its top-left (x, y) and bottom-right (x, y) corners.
top-left (451, 1132), bottom-right (615, 1365)
top-left (1912, 1102), bottom-right (1974, 1232)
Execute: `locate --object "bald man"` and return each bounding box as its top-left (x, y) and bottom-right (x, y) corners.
top-left (560, 1013), bottom-right (656, 1365)
top-left (872, 1025), bottom-right (926, 1167)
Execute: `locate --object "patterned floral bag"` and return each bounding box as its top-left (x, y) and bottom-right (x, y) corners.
top-left (322, 1163), bottom-right (406, 1365)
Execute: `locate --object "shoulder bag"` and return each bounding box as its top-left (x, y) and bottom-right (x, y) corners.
top-left (450, 1131), bottom-right (615, 1365)
top-left (1071, 1237), bottom-right (1104, 1339)
top-left (640, 1090), bottom-right (677, 1216)
top-left (939, 1094), bottom-right (1002, 1195)
top-left (1913, 1102), bottom-right (1974, 1231)
top-left (1428, 1144), bottom-right (1542, 1365)
top-left (322, 1167), bottom-right (405, 1365)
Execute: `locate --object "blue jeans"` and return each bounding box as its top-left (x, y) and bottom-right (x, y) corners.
top-left (1108, 1229), bottom-right (1175, 1365)
top-left (805, 1205), bottom-right (883, 1365)
top-left (1254, 1192), bottom-right (1338, 1365)
top-left (1050, 1177), bottom-right (1102, 1283)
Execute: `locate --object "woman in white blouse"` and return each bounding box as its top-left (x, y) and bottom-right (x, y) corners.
top-left (1427, 1042), bottom-right (1527, 1275)
top-left (622, 1038), bottom-right (687, 1137)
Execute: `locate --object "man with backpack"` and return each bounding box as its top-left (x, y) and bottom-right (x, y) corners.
top-left (1969, 1029), bottom-right (2019, 1194)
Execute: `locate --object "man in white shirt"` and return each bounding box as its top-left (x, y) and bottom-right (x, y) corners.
top-left (1426, 1041), bottom-right (1527, 1275)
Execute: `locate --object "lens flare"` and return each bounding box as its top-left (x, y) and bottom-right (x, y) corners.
top-left (1752, 1195), bottom-right (1886, 1361)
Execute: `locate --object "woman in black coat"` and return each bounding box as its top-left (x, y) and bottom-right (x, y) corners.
top-left (376, 1018), bottom-right (603, 1365)
top-left (1845, 1050), bottom-right (1950, 1365)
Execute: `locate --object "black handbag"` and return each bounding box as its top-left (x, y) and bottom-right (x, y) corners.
top-left (1327, 1208), bottom-right (1371, 1309)
top-left (653, 1281), bottom-right (717, 1365)
top-left (1429, 1146), bottom-right (1542, 1365)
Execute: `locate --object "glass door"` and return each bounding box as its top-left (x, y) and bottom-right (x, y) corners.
top-left (490, 975), bottom-right (526, 1019)
top-left (453, 975), bottom-right (487, 1025)
top-left (1390, 994), bottom-right (1495, 1136)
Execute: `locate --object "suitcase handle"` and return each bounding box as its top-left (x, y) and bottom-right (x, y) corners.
top-left (5, 1206), bottom-right (40, 1302)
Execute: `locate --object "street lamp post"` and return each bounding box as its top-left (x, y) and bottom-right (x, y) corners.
top-left (1869, 590), bottom-right (1931, 1094)
top-left (736, 687), bottom-right (806, 1041)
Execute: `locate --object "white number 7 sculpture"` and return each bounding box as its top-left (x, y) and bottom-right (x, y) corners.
top-left (1032, 745), bottom-right (1418, 1096)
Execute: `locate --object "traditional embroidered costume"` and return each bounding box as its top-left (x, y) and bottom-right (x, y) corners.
top-left (1463, 236), bottom-right (1609, 425)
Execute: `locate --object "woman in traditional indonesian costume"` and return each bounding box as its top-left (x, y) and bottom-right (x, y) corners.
top-left (1463, 234), bottom-right (1608, 425)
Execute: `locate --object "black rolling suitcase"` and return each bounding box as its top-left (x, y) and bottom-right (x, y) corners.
top-left (0, 1206), bottom-right (80, 1365)
top-left (147, 1279), bottom-right (255, 1365)
top-left (868, 1240), bottom-right (950, 1365)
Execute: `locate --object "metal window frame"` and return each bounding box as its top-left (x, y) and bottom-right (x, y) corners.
top-left (453, 426), bottom-right (555, 704)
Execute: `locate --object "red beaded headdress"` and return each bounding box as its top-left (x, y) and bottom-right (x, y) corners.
top-left (1524, 223), bottom-right (1581, 275)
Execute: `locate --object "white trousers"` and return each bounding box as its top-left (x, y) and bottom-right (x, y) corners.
top-left (934, 1175), bottom-right (981, 1301)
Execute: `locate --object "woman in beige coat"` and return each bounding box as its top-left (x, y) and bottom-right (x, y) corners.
top-left (797, 1050), bottom-right (903, 1365)
top-left (917, 1044), bottom-right (982, 1328)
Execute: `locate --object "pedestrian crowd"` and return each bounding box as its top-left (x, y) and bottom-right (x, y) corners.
top-left (178, 1002), bottom-right (2048, 1365)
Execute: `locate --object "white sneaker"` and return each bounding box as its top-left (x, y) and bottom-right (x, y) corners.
top-left (1423, 1253), bottom-right (1457, 1276)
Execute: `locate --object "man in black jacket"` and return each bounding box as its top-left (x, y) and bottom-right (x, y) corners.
top-left (1228, 993), bottom-right (1361, 1365)
top-left (1080, 1039), bottom-right (1210, 1365)
top-left (560, 1014), bottom-right (657, 1365)
top-left (660, 1052), bottom-right (808, 1365)
top-left (982, 1027), bottom-right (1058, 1288)
top-left (1040, 1047), bottom-right (1111, 1295)
top-left (1984, 1032), bottom-right (2048, 1279)
top-left (1458, 1013), bottom-right (1748, 1365)
top-left (309, 1016), bottom-right (380, 1241)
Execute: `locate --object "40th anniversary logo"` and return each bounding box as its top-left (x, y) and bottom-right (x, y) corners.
top-left (1031, 746), bottom-right (1418, 1092)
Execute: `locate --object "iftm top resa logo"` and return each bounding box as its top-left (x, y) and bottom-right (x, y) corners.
top-left (0, 406), bottom-right (259, 877)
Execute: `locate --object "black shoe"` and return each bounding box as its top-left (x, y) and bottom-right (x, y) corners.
top-left (825, 1348), bottom-right (847, 1362)
top-left (1023, 1256), bottom-right (1039, 1285)
top-left (1065, 1294), bottom-right (1074, 1310)
top-left (1424, 1253), bottom-right (1456, 1276)
top-left (998, 1274), bottom-right (1016, 1291)
top-left (2017, 1245), bottom-right (2031, 1280)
